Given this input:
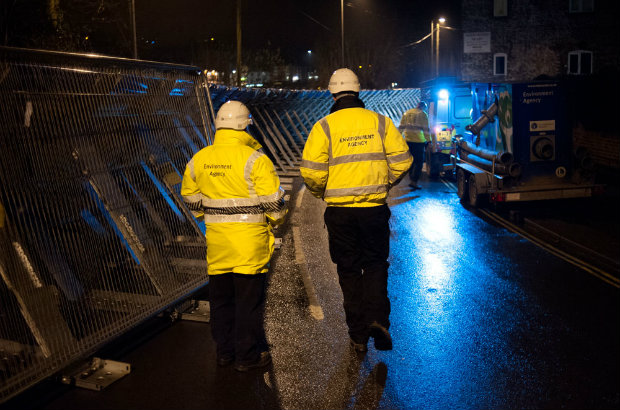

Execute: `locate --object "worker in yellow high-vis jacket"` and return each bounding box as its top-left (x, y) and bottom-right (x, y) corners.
top-left (181, 100), bottom-right (287, 372)
top-left (399, 101), bottom-right (432, 189)
top-left (300, 68), bottom-right (412, 353)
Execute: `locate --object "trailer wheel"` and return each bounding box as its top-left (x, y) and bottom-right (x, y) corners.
top-left (468, 176), bottom-right (480, 207)
top-left (456, 168), bottom-right (468, 202)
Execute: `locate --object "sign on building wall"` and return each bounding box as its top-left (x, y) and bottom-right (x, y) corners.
top-left (464, 32), bottom-right (491, 53)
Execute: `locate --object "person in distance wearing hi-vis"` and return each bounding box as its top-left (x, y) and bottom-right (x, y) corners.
top-left (398, 100), bottom-right (432, 190)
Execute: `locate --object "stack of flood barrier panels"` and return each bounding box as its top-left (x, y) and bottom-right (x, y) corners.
top-left (207, 86), bottom-right (421, 179)
top-left (361, 88), bottom-right (421, 127)
top-left (0, 47), bottom-right (214, 403)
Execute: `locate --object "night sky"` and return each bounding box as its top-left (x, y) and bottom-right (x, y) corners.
top-left (137, 0), bottom-right (462, 65)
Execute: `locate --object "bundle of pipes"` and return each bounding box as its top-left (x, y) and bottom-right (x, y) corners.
top-left (465, 102), bottom-right (498, 137)
top-left (457, 139), bottom-right (522, 177)
top-left (458, 139), bottom-right (513, 164)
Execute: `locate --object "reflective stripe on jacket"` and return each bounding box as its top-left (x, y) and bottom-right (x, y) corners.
top-left (399, 108), bottom-right (431, 143)
top-left (300, 106), bottom-right (412, 207)
top-left (181, 129), bottom-right (287, 275)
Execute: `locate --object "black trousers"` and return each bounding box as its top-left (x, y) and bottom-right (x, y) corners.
top-left (208, 272), bottom-right (267, 365)
top-left (407, 141), bottom-right (426, 183)
top-left (324, 204), bottom-right (391, 343)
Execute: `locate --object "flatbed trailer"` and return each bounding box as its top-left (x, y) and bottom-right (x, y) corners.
top-left (439, 79), bottom-right (606, 208)
top-left (454, 156), bottom-right (603, 207)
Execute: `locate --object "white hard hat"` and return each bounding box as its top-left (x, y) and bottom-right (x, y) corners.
top-left (214, 100), bottom-right (253, 130)
top-left (328, 68), bottom-right (360, 94)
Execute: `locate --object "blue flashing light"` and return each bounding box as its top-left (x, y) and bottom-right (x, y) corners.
top-left (438, 89), bottom-right (450, 100)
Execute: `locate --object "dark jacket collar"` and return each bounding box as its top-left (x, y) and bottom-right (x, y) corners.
top-left (330, 94), bottom-right (365, 113)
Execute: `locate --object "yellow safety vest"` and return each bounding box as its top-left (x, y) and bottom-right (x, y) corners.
top-left (399, 108), bottom-right (431, 143)
top-left (181, 129), bottom-right (287, 275)
top-left (300, 107), bottom-right (412, 207)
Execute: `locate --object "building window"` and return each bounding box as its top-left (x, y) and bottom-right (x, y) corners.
top-left (569, 0), bottom-right (594, 13)
top-left (494, 53), bottom-right (507, 76)
top-left (567, 50), bottom-right (593, 75)
top-left (494, 0), bottom-right (508, 17)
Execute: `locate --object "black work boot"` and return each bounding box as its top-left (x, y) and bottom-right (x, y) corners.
top-left (349, 338), bottom-right (368, 353)
top-left (217, 355), bottom-right (234, 367)
top-left (369, 322), bottom-right (393, 351)
top-left (234, 351), bottom-right (271, 372)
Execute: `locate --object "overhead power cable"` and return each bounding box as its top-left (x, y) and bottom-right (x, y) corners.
top-left (401, 26), bottom-right (457, 48)
top-left (298, 10), bottom-right (333, 33)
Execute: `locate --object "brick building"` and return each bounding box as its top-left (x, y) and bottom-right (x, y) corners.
top-left (459, 0), bottom-right (618, 82)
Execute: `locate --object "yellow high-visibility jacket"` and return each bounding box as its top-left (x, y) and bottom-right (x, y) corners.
top-left (399, 108), bottom-right (431, 143)
top-left (300, 107), bottom-right (412, 207)
top-left (181, 129), bottom-right (287, 275)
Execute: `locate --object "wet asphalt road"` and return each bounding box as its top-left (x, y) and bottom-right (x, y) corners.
top-left (268, 174), bottom-right (619, 409)
top-left (5, 174), bottom-right (619, 410)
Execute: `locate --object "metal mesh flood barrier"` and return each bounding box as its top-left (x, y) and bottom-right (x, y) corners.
top-left (0, 47), bottom-right (215, 402)
top-left (0, 46), bottom-right (421, 403)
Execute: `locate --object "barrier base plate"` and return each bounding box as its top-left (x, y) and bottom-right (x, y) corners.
top-left (181, 300), bottom-right (210, 323)
top-left (62, 358), bottom-right (131, 391)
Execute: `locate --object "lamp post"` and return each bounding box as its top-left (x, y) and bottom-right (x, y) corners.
top-left (435, 17), bottom-right (445, 78)
top-left (340, 0), bottom-right (345, 67)
top-left (236, 0), bottom-right (242, 87)
top-left (430, 20), bottom-right (434, 78)
top-left (428, 17), bottom-right (456, 79)
top-left (130, 0), bottom-right (137, 59)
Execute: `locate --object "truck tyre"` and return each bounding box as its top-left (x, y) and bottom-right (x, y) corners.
top-left (457, 168), bottom-right (468, 202)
